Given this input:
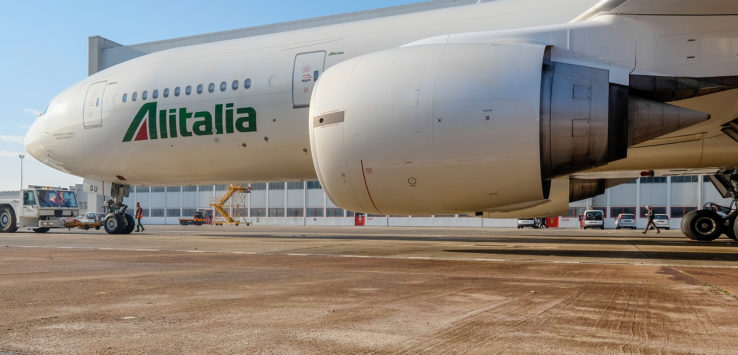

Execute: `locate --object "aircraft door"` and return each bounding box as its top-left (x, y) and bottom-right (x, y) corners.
top-left (292, 51), bottom-right (326, 108)
top-left (83, 80), bottom-right (107, 128)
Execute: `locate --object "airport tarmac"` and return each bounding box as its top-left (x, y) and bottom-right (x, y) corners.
top-left (2, 225), bottom-right (738, 354)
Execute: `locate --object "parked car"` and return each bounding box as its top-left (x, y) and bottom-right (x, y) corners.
top-left (615, 213), bottom-right (636, 229)
top-left (582, 210), bottom-right (604, 229)
top-left (653, 214), bottom-right (670, 230)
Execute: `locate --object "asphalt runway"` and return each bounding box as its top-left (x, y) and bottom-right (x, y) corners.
top-left (2, 226), bottom-right (738, 354)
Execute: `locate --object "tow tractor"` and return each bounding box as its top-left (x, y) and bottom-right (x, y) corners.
top-left (179, 210), bottom-right (209, 225)
top-left (0, 186), bottom-right (80, 233)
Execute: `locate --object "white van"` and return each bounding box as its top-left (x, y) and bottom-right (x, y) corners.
top-left (583, 210), bottom-right (605, 230)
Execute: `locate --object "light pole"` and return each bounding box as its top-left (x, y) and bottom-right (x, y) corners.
top-left (18, 153), bottom-right (24, 190)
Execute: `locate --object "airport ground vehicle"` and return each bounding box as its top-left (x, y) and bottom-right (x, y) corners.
top-left (615, 213), bottom-right (636, 230)
top-left (179, 211), bottom-right (209, 225)
top-left (582, 210), bottom-right (604, 230)
top-left (67, 212), bottom-right (105, 230)
top-left (0, 186), bottom-right (80, 233)
top-left (517, 218), bottom-right (546, 229)
top-left (653, 214), bottom-right (670, 230)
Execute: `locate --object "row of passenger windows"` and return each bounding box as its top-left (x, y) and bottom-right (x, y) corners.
top-left (121, 78), bottom-right (252, 103)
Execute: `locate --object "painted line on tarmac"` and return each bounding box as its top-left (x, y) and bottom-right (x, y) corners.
top-left (6, 244), bottom-right (738, 269)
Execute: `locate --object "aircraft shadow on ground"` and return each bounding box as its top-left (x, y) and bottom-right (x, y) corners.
top-left (443, 248), bottom-right (738, 261)
top-left (205, 233), bottom-right (738, 248)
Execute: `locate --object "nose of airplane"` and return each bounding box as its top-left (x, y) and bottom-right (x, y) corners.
top-left (25, 114), bottom-right (47, 163)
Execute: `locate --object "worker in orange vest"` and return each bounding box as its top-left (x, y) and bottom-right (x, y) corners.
top-left (135, 202), bottom-right (145, 232)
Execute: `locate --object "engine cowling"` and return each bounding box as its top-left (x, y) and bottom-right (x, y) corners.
top-left (310, 43), bottom-right (554, 215)
top-left (309, 41), bottom-right (711, 216)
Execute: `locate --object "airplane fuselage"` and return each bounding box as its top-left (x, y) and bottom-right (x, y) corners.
top-left (26, 0), bottom-right (595, 186)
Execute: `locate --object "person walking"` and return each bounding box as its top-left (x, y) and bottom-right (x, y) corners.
top-left (642, 205), bottom-right (660, 234)
top-left (135, 202), bottom-right (145, 232)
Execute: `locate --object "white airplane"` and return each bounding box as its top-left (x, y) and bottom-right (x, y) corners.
top-left (19, 0), bottom-right (738, 241)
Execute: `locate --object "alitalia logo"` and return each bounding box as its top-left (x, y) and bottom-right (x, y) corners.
top-left (123, 102), bottom-right (256, 142)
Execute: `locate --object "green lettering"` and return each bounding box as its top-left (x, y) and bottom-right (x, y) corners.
top-left (179, 107), bottom-right (193, 137)
top-left (235, 107), bottom-right (257, 132)
top-left (123, 102), bottom-right (157, 142)
top-left (192, 111), bottom-right (213, 136)
top-left (225, 103), bottom-right (234, 134)
top-left (159, 109), bottom-right (168, 139)
top-left (169, 109), bottom-right (178, 138)
top-left (214, 104), bottom-right (223, 134)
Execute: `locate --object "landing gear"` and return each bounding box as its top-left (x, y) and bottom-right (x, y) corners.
top-left (102, 183), bottom-right (134, 235)
top-left (681, 209), bottom-right (722, 241)
top-left (681, 169), bottom-right (738, 241)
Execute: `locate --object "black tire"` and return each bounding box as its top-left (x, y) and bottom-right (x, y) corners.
top-left (104, 214), bottom-right (123, 234)
top-left (0, 205), bottom-right (17, 233)
top-left (95, 226), bottom-right (100, 230)
top-left (725, 214), bottom-right (737, 241)
top-left (683, 210), bottom-right (722, 241)
top-left (33, 228), bottom-right (49, 233)
top-left (122, 214), bottom-right (135, 234)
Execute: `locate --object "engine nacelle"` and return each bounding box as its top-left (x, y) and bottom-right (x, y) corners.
top-left (309, 43), bottom-right (550, 215)
top-left (310, 40), bottom-right (711, 216)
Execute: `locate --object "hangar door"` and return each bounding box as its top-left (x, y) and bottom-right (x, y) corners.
top-left (292, 51), bottom-right (325, 108)
top-left (83, 81), bottom-right (107, 128)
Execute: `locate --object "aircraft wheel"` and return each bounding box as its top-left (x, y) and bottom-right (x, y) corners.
top-left (683, 210), bottom-right (722, 241)
top-left (104, 214), bottom-right (124, 234)
top-left (122, 214), bottom-right (135, 234)
top-left (0, 205), bottom-right (17, 233)
top-left (726, 214), bottom-right (738, 241)
top-left (33, 228), bottom-right (49, 233)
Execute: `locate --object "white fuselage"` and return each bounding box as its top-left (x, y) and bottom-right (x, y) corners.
top-left (25, 0), bottom-right (594, 186)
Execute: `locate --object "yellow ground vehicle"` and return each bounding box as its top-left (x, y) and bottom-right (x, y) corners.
top-left (179, 211), bottom-right (209, 225)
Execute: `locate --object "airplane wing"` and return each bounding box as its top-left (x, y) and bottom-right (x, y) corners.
top-left (572, 0), bottom-right (738, 22)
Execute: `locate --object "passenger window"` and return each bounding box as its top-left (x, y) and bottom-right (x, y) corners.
top-left (152, 89), bottom-right (159, 99)
top-left (244, 78), bottom-right (251, 89)
top-left (163, 88), bottom-right (169, 98)
top-left (142, 90), bottom-right (148, 100)
top-left (122, 93), bottom-right (127, 103)
top-left (220, 81), bottom-right (227, 92)
top-left (132, 92), bottom-right (137, 101)
top-left (232, 80), bottom-right (239, 90)
top-left (208, 83), bottom-right (214, 93)
top-left (175, 87), bottom-right (181, 96)
top-left (197, 84), bottom-right (203, 94)
top-left (186, 86), bottom-right (192, 95)
top-left (96, 98), bottom-right (100, 106)
top-left (314, 70), bottom-right (319, 81)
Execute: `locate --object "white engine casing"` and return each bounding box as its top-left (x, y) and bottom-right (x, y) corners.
top-left (309, 43), bottom-right (546, 215)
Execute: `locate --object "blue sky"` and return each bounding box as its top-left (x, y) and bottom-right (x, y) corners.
top-left (0, 0), bottom-right (421, 191)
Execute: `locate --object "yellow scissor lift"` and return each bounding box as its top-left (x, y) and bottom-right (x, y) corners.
top-left (211, 185), bottom-right (251, 226)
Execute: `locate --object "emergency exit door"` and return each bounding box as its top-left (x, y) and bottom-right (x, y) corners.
top-left (292, 51), bottom-right (326, 108)
top-left (83, 80), bottom-right (107, 128)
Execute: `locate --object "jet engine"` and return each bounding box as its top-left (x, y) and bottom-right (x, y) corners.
top-left (308, 43), bottom-right (707, 215)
